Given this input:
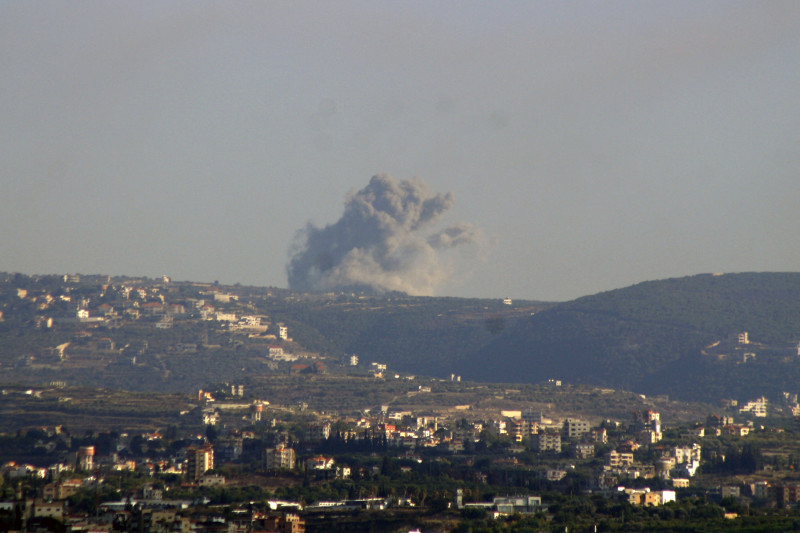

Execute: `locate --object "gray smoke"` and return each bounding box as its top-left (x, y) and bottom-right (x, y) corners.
top-left (287, 174), bottom-right (481, 295)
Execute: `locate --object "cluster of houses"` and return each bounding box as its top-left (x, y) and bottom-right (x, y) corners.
top-left (3, 275), bottom-right (295, 360)
top-left (1, 484), bottom-right (307, 533)
top-left (248, 404), bottom-right (712, 503)
top-left (2, 381), bottom-right (799, 533)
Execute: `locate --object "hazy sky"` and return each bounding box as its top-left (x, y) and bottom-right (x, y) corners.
top-left (2, 2), bottom-right (799, 301)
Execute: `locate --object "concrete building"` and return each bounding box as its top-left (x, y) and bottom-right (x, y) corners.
top-left (721, 485), bottom-right (741, 499)
top-left (673, 443), bottom-right (702, 477)
top-left (265, 445), bottom-right (296, 471)
top-left (33, 500), bottom-right (65, 521)
top-left (739, 396), bottom-right (768, 417)
top-left (633, 410), bottom-right (662, 443)
top-left (278, 323), bottom-right (289, 340)
top-left (564, 418), bottom-right (591, 440)
top-left (77, 446), bottom-right (94, 471)
top-left (250, 402), bottom-right (264, 423)
top-left (534, 430), bottom-right (561, 453)
top-left (608, 451), bottom-right (635, 468)
top-left (574, 442), bottom-right (595, 459)
top-left (305, 422), bottom-right (331, 442)
top-left (622, 488), bottom-right (675, 507)
top-left (260, 513), bottom-right (305, 533)
top-left (493, 495), bottom-right (542, 515)
top-left (186, 444), bottom-right (214, 481)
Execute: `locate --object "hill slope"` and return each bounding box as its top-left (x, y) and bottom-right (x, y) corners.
top-left (265, 295), bottom-right (549, 377)
top-left (0, 273), bottom-right (550, 392)
top-left (465, 273), bottom-right (800, 401)
top-left (2, 271), bottom-right (799, 403)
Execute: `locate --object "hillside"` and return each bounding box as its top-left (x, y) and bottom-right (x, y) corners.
top-left (0, 273), bottom-right (550, 393)
top-left (466, 273), bottom-right (800, 401)
top-left (269, 295), bottom-right (549, 377)
top-left (1, 271), bottom-right (799, 403)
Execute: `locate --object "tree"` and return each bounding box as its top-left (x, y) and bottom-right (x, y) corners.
top-left (205, 425), bottom-right (218, 443)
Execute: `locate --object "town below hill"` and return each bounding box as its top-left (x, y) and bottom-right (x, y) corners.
top-left (1, 376), bottom-right (800, 532)
top-left (4, 272), bottom-right (800, 530)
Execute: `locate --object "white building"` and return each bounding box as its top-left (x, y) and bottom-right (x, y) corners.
top-left (673, 443), bottom-right (701, 477)
top-left (493, 495), bottom-right (542, 515)
top-left (739, 396), bottom-right (768, 417)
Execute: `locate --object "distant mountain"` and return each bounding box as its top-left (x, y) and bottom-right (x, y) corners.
top-left (463, 273), bottom-right (800, 401)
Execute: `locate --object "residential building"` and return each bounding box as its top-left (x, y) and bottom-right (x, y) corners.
top-left (77, 446), bottom-right (94, 471)
top-left (306, 422), bottom-right (331, 442)
top-left (32, 500), bottom-right (64, 521)
top-left (721, 485), bottom-right (741, 499)
top-left (265, 445), bottom-right (296, 471)
top-left (574, 442), bottom-right (595, 459)
top-left (534, 430), bottom-right (561, 453)
top-left (42, 479), bottom-right (82, 500)
top-left (186, 444), bottom-right (214, 481)
top-left (564, 418), bottom-right (591, 440)
top-left (622, 488), bottom-right (675, 507)
top-left (608, 451), bottom-right (634, 468)
top-left (493, 495), bottom-right (542, 515)
top-left (198, 474), bottom-right (226, 487)
top-left (673, 443), bottom-right (701, 477)
top-left (725, 424), bottom-right (750, 437)
top-left (278, 323), bottom-right (289, 340)
top-left (592, 428), bottom-right (608, 444)
top-left (260, 513), bottom-right (305, 533)
top-left (739, 397), bottom-right (768, 417)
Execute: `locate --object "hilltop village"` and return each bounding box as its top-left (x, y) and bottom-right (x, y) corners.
top-left (0, 273), bottom-right (529, 389)
top-left (0, 273), bottom-right (316, 379)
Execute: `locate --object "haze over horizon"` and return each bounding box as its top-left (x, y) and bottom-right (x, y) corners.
top-left (2, 2), bottom-right (799, 301)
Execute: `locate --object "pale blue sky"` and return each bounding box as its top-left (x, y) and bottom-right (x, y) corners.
top-left (2, 1), bottom-right (799, 300)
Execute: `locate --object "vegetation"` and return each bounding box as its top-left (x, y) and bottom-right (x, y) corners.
top-left (471, 273), bottom-right (800, 401)
top-left (3, 271), bottom-right (800, 404)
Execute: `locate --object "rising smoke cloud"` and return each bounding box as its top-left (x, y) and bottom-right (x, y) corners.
top-left (287, 174), bottom-right (481, 295)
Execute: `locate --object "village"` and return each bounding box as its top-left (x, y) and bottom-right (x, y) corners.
top-left (5, 274), bottom-right (800, 530)
top-left (3, 376), bottom-right (800, 533)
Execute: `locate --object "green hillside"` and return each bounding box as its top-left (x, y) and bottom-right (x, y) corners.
top-left (466, 273), bottom-right (800, 401)
top-left (266, 295), bottom-right (549, 377)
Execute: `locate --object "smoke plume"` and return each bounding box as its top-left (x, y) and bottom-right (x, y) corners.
top-left (287, 174), bottom-right (481, 295)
